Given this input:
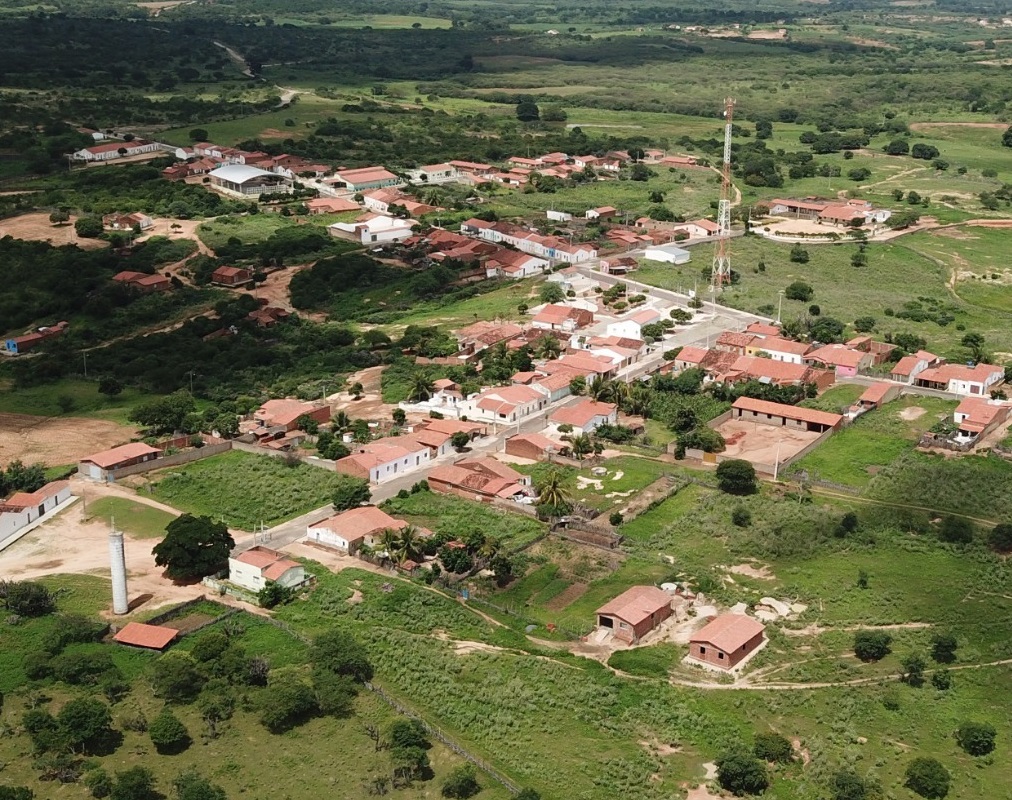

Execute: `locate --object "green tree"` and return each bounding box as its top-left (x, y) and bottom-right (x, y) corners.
top-left (392, 408), bottom-right (407, 426)
top-left (784, 280), bottom-right (813, 300)
top-left (515, 97), bottom-right (540, 122)
top-left (129, 392), bottom-right (197, 435)
top-left (75, 217), bottom-right (104, 238)
top-left (715, 459), bottom-right (758, 495)
top-left (211, 413), bottom-right (238, 438)
top-left (938, 515), bottom-right (974, 544)
top-left (716, 751), bottom-right (770, 796)
top-left (0, 580), bottom-right (56, 616)
top-left (853, 630), bottom-right (891, 662)
top-left (1003, 126), bottom-right (1012, 148)
top-left (830, 769), bottom-right (867, 800)
top-left (441, 765), bottom-right (480, 798)
top-left (541, 104), bottom-right (567, 123)
top-left (259, 672), bottom-right (318, 733)
top-left (788, 245), bottom-right (809, 265)
top-left (569, 375), bottom-right (587, 395)
top-left (172, 770), bottom-right (227, 800)
top-left (110, 766), bottom-right (158, 800)
top-left (84, 767), bottom-right (113, 798)
top-left (904, 757), bottom-right (950, 799)
top-left (450, 431), bottom-right (471, 451)
top-left (148, 708), bottom-right (190, 754)
top-left (0, 789), bottom-right (33, 800)
top-left (189, 129), bottom-right (209, 142)
top-left (153, 514), bottom-right (233, 581)
top-left (332, 476), bottom-right (371, 511)
top-left (534, 468), bottom-right (573, 520)
top-left (955, 721), bottom-right (996, 756)
top-left (295, 414), bottom-right (319, 434)
top-left (312, 629), bottom-right (373, 682)
top-left (57, 697), bottom-right (113, 753)
top-left (539, 283), bottom-right (565, 304)
top-left (98, 377), bottom-right (123, 397)
top-left (569, 433), bottom-right (593, 462)
top-left (930, 632), bottom-right (958, 663)
top-left (151, 651), bottom-right (205, 702)
top-left (753, 732), bottom-right (793, 763)
top-left (988, 523), bottom-right (1012, 552)
top-left (49, 209), bottom-right (70, 225)
top-left (257, 581), bottom-right (296, 609)
top-left (885, 139), bottom-right (910, 155)
top-left (900, 652), bottom-right (926, 687)
top-left (516, 790), bottom-right (541, 800)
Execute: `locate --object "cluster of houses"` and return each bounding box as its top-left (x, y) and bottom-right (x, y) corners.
top-left (406, 229), bottom-right (550, 280)
top-left (767, 197), bottom-right (892, 227)
top-left (3, 321), bottom-right (69, 356)
top-left (461, 218), bottom-right (598, 264)
top-left (113, 270), bottom-right (171, 293)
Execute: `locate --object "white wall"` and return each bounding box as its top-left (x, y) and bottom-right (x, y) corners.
top-left (368, 448), bottom-right (430, 483)
top-left (228, 559), bottom-right (266, 592)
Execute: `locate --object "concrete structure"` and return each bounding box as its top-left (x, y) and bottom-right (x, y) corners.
top-left (229, 546), bottom-right (307, 593)
top-left (73, 139), bottom-right (160, 162)
top-left (643, 244), bottom-right (692, 264)
top-left (210, 266), bottom-right (253, 286)
top-left (4, 321), bottom-right (68, 354)
top-left (254, 399), bottom-right (330, 432)
top-left (505, 432), bottom-right (561, 461)
top-left (890, 350), bottom-right (939, 384)
top-left (855, 382), bottom-right (900, 411)
top-left (427, 457), bottom-right (533, 503)
top-left (0, 482), bottom-right (72, 547)
top-left (953, 397), bottom-right (1010, 441)
top-left (596, 586), bottom-right (673, 644)
top-left (461, 384), bottom-right (550, 425)
top-left (805, 344), bottom-right (874, 378)
top-left (916, 363), bottom-right (1004, 396)
top-left (208, 165), bottom-right (292, 196)
top-left (332, 166), bottom-right (401, 192)
top-left (103, 212), bottom-right (154, 231)
top-left (550, 398), bottom-right (618, 435)
top-left (108, 529), bottom-right (129, 615)
top-left (306, 506), bottom-right (408, 554)
top-left (306, 197), bottom-right (361, 214)
top-left (730, 397), bottom-right (843, 433)
top-left (531, 304), bottom-right (594, 332)
top-left (335, 438), bottom-right (431, 483)
top-left (329, 215), bottom-right (417, 245)
top-left (688, 614), bottom-right (765, 671)
top-left (79, 442), bottom-right (161, 481)
top-left (606, 308), bottom-right (662, 341)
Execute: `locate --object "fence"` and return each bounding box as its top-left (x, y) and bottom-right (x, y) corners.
top-left (364, 682), bottom-right (521, 796)
top-left (550, 522), bottom-right (623, 550)
top-left (108, 441), bottom-right (233, 479)
top-left (231, 440), bottom-right (337, 470)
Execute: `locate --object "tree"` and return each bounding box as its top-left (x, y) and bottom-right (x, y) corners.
top-left (789, 245), bottom-right (809, 264)
top-left (515, 98), bottom-right (540, 122)
top-left (129, 392), bottom-right (196, 435)
top-left (1003, 126), bottom-right (1012, 148)
top-left (295, 413), bottom-right (319, 434)
top-left (539, 282), bottom-right (565, 304)
top-left (75, 217), bottom-right (104, 238)
top-left (332, 476), bottom-right (371, 511)
top-left (312, 629), bottom-right (373, 682)
top-left (988, 523), bottom-right (1012, 553)
top-left (569, 375), bottom-right (587, 396)
top-left (784, 281), bottom-right (813, 301)
top-left (715, 460), bottom-right (758, 495)
top-left (49, 209), bottom-right (70, 226)
top-left (407, 372), bottom-right (435, 402)
top-left (392, 408), bottom-right (407, 426)
top-left (349, 382), bottom-right (364, 400)
top-left (173, 770), bottom-right (226, 800)
top-left (541, 104), bottom-right (567, 122)
top-left (189, 129), bottom-right (209, 142)
top-left (960, 332), bottom-right (986, 362)
top-left (450, 431), bottom-right (470, 451)
top-left (57, 697), bottom-right (113, 753)
top-left (110, 767), bottom-right (158, 800)
top-left (439, 545), bottom-right (474, 574)
top-left (885, 139), bottom-right (910, 155)
top-left (931, 669), bottom-right (952, 690)
top-left (569, 433), bottom-right (593, 462)
top-left (534, 468), bottom-right (573, 520)
top-left (153, 515), bottom-right (234, 581)
top-left (151, 652), bottom-right (205, 702)
top-left (911, 143), bottom-right (940, 161)
top-left (0, 580), bottom-right (56, 616)
top-left (904, 757), bottom-right (950, 799)
top-left (853, 630), bottom-right (891, 662)
top-left (830, 769), bottom-right (867, 800)
top-left (853, 316), bottom-right (876, 333)
top-left (84, 768), bottom-right (113, 798)
top-left (259, 672), bottom-right (319, 733)
top-left (955, 721), bottom-right (996, 756)
top-left (98, 377), bottom-right (123, 397)
top-left (930, 632), bottom-right (958, 663)
top-left (148, 708), bottom-right (190, 754)
top-left (715, 751), bottom-right (770, 796)
top-left (753, 732), bottom-right (793, 763)
top-left (389, 718), bottom-right (429, 751)
top-left (938, 515), bottom-right (973, 544)
top-left (900, 652), bottom-right (926, 687)
top-left (516, 790), bottom-right (541, 800)
top-left (441, 765), bottom-right (480, 798)
top-left (258, 581), bottom-right (296, 609)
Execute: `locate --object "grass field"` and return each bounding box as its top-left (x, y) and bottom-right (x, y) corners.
top-left (791, 395), bottom-right (955, 488)
top-left (149, 450), bottom-right (346, 529)
top-left (514, 455), bottom-right (673, 514)
top-left (799, 384), bottom-right (864, 413)
top-left (85, 496), bottom-right (176, 539)
top-left (0, 378), bottom-right (154, 424)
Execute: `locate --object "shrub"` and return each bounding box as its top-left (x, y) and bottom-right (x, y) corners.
top-left (987, 522), bottom-right (1012, 552)
top-left (609, 511), bottom-right (624, 526)
top-left (84, 768), bottom-right (113, 798)
top-left (731, 506), bottom-right (751, 527)
top-left (904, 757), bottom-right (950, 799)
top-left (938, 516), bottom-right (974, 544)
top-left (753, 732), bottom-right (793, 763)
top-left (784, 280), bottom-right (813, 300)
top-left (716, 751), bottom-right (769, 796)
top-left (853, 630), bottom-right (891, 662)
top-left (930, 632), bottom-right (957, 664)
top-left (716, 459), bottom-right (758, 495)
top-left (788, 247), bottom-right (809, 265)
top-left (900, 653), bottom-right (926, 687)
top-left (441, 765), bottom-right (480, 798)
top-left (148, 708), bottom-right (190, 754)
top-left (0, 580), bottom-right (56, 617)
top-left (955, 721), bottom-right (996, 756)
top-left (830, 769), bottom-right (867, 800)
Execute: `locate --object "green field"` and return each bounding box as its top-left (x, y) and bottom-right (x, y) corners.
top-left (149, 450), bottom-right (346, 529)
top-left (0, 378), bottom-right (154, 425)
top-left (514, 455), bottom-right (673, 514)
top-left (791, 395), bottom-right (954, 488)
top-left (85, 496), bottom-right (177, 539)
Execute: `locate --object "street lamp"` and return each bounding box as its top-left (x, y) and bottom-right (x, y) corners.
top-left (776, 289), bottom-right (785, 325)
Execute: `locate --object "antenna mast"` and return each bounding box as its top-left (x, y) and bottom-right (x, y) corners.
top-left (711, 97), bottom-right (736, 290)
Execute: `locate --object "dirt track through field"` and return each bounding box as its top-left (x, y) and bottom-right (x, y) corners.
top-left (0, 413), bottom-right (137, 465)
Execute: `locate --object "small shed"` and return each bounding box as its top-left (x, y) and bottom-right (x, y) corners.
top-left (688, 614), bottom-right (765, 670)
top-left (113, 622), bottom-right (177, 650)
top-left (596, 586), bottom-right (672, 643)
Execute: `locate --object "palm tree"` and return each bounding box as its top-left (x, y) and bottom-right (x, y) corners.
top-left (395, 525), bottom-right (424, 564)
top-left (477, 535), bottom-right (501, 564)
top-left (624, 384), bottom-right (653, 418)
top-left (570, 433), bottom-right (593, 463)
top-left (588, 376), bottom-right (611, 400)
top-left (535, 334), bottom-right (561, 360)
top-left (407, 372), bottom-right (435, 402)
top-left (607, 380), bottom-right (630, 407)
top-left (535, 468), bottom-right (573, 513)
top-left (331, 410), bottom-right (351, 431)
top-left (378, 528), bottom-right (401, 565)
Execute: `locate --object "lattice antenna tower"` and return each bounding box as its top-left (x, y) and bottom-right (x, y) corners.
top-left (710, 97), bottom-right (736, 290)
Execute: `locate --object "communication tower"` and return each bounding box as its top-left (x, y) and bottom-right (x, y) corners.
top-left (710, 97), bottom-right (736, 290)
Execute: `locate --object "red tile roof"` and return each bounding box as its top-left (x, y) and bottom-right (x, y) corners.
top-left (550, 398), bottom-right (617, 428)
top-left (690, 614), bottom-right (765, 651)
top-left (596, 586), bottom-right (671, 627)
top-left (716, 331), bottom-right (757, 349)
top-left (807, 344), bottom-right (867, 369)
top-left (755, 337), bottom-right (812, 357)
top-left (859, 382), bottom-right (894, 404)
top-left (732, 396), bottom-right (843, 428)
top-left (918, 363), bottom-right (1002, 385)
top-left (1, 481), bottom-right (70, 510)
top-left (312, 506), bottom-right (407, 541)
top-left (113, 622), bottom-right (177, 650)
top-left (81, 442), bottom-right (160, 469)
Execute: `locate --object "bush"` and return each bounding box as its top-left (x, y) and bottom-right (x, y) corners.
top-left (904, 757), bottom-right (950, 799)
top-left (0, 580), bottom-right (56, 617)
top-left (148, 708), bottom-right (190, 754)
top-left (853, 630), bottom-right (891, 662)
top-left (955, 721), bottom-right (996, 756)
top-left (716, 751), bottom-right (770, 796)
top-left (784, 280), bottom-right (813, 300)
top-left (441, 765), bottom-right (480, 799)
top-left (731, 506), bottom-right (751, 527)
top-left (312, 629), bottom-right (373, 682)
top-left (930, 632), bottom-right (957, 664)
top-left (830, 769), bottom-right (867, 800)
top-left (259, 672), bottom-right (318, 733)
top-left (716, 459), bottom-right (758, 495)
top-left (987, 522), bottom-right (1012, 552)
top-left (753, 733), bottom-right (793, 763)
top-left (84, 768), bottom-right (113, 798)
top-left (151, 652), bottom-right (205, 702)
top-left (938, 515), bottom-right (974, 544)
top-left (609, 511), bottom-right (624, 526)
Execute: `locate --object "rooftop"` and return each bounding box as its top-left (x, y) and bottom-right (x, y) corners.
top-left (690, 614), bottom-right (765, 652)
top-left (551, 398), bottom-right (617, 428)
top-left (113, 622), bottom-right (177, 650)
top-left (81, 442), bottom-right (160, 469)
top-left (732, 396), bottom-right (843, 428)
top-left (596, 586), bottom-right (672, 627)
top-left (312, 506), bottom-right (407, 541)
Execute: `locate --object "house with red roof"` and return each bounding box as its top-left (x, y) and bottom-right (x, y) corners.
top-left (113, 622), bottom-right (177, 650)
top-left (531, 304), bottom-right (594, 332)
top-left (606, 307), bottom-right (662, 340)
top-left (541, 352), bottom-right (617, 381)
top-left (715, 331), bottom-right (757, 356)
top-left (306, 506), bottom-right (409, 554)
top-left (462, 384), bottom-right (549, 424)
top-left (211, 266), bottom-right (253, 286)
top-left (596, 586), bottom-right (673, 643)
top-left (335, 438), bottom-right (431, 483)
top-left (550, 398), bottom-right (618, 435)
top-left (72, 138), bottom-right (159, 162)
top-left (731, 397), bottom-right (843, 433)
top-left (306, 197), bottom-right (361, 215)
top-left (889, 350), bottom-right (940, 384)
top-left (103, 212), bottom-right (153, 232)
top-left (113, 271), bottom-right (171, 293)
top-left (254, 399), bottom-right (330, 432)
top-left (688, 614), bottom-right (766, 670)
top-left (331, 166), bottom-right (402, 192)
top-left (0, 481), bottom-right (73, 547)
top-left (952, 397), bottom-right (1010, 441)
top-left (915, 362), bottom-right (1004, 396)
top-left (229, 546), bottom-right (307, 593)
top-left (505, 432), bottom-right (563, 461)
top-left (427, 457), bottom-right (532, 503)
top-left (79, 442), bottom-right (161, 481)
top-left (716, 355), bottom-right (836, 391)
top-left (745, 321), bottom-right (782, 337)
top-left (585, 206), bottom-right (618, 220)
top-left (855, 382), bottom-right (900, 411)
top-left (805, 343), bottom-right (875, 378)
top-left (748, 336), bottom-right (812, 365)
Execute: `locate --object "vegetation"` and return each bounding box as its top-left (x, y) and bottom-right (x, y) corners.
top-left (152, 514), bottom-right (234, 581)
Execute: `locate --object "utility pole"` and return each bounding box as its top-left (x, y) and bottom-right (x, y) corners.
top-left (777, 289), bottom-right (785, 325)
top-left (83, 351), bottom-right (88, 378)
top-left (710, 97), bottom-right (736, 291)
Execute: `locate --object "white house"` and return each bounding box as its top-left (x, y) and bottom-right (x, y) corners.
top-left (890, 350), bottom-right (939, 384)
top-left (228, 547), bottom-right (307, 593)
top-left (335, 438), bottom-right (431, 483)
top-left (549, 398), bottom-right (618, 435)
top-left (916, 363), bottom-right (1005, 396)
top-left (72, 139), bottom-right (160, 162)
top-left (751, 337), bottom-right (812, 365)
top-left (585, 206), bottom-right (617, 220)
top-left (329, 215), bottom-right (417, 245)
top-left (485, 249), bottom-right (549, 279)
top-left (607, 308), bottom-right (662, 340)
top-left (460, 385), bottom-right (549, 424)
top-left (306, 506), bottom-right (407, 554)
top-left (643, 244), bottom-right (692, 264)
top-left (546, 210), bottom-right (573, 222)
top-left (673, 219), bottom-right (720, 239)
top-left (0, 482), bottom-right (73, 547)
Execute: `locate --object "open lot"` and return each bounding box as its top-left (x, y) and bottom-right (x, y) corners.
top-left (0, 212), bottom-right (109, 249)
top-left (713, 418), bottom-right (823, 472)
top-left (0, 411), bottom-right (135, 466)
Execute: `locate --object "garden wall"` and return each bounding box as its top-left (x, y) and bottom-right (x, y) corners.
top-left (108, 441), bottom-right (233, 479)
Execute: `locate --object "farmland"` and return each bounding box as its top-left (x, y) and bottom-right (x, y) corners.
top-left (148, 450), bottom-right (345, 529)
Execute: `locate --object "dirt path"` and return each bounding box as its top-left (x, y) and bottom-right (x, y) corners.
top-left (808, 486), bottom-right (1001, 526)
top-left (909, 121), bottom-right (1009, 132)
top-left (214, 41), bottom-right (255, 78)
top-left (782, 622), bottom-right (932, 637)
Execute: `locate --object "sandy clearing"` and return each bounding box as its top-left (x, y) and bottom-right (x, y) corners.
top-left (0, 413), bottom-right (138, 466)
top-left (0, 213), bottom-right (110, 249)
top-left (899, 406), bottom-right (926, 421)
top-left (909, 121), bottom-right (1009, 131)
top-left (728, 563), bottom-right (775, 580)
top-left (329, 365), bottom-right (402, 421)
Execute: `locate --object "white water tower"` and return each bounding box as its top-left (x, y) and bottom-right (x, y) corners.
top-left (108, 526), bottom-right (129, 615)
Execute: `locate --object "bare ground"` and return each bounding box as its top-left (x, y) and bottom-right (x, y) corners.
top-left (0, 412), bottom-right (138, 465)
top-left (0, 213), bottom-right (109, 249)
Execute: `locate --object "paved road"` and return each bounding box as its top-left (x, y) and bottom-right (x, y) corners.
top-left (837, 375), bottom-right (964, 402)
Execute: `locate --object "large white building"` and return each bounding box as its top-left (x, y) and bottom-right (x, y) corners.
top-left (643, 244), bottom-right (691, 264)
top-left (72, 139), bottom-right (161, 162)
top-left (335, 438), bottom-right (431, 483)
top-left (208, 165), bottom-right (292, 197)
top-left (329, 215), bottom-right (417, 245)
